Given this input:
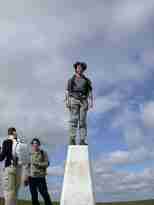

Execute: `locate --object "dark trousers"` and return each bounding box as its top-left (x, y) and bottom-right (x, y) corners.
top-left (29, 177), bottom-right (53, 205)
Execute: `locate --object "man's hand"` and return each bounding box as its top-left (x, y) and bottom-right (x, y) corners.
top-left (88, 91), bottom-right (93, 109)
top-left (65, 91), bottom-right (71, 109)
top-left (66, 100), bottom-right (71, 109)
top-left (64, 98), bottom-right (71, 109)
top-left (88, 100), bottom-right (93, 109)
top-left (88, 102), bottom-right (93, 109)
top-left (24, 176), bottom-right (30, 186)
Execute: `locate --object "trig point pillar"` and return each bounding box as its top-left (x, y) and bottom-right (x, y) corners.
top-left (60, 145), bottom-right (95, 205)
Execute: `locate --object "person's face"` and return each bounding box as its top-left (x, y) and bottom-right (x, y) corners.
top-left (32, 143), bottom-right (40, 151)
top-left (76, 64), bottom-right (84, 75)
top-left (12, 131), bottom-right (17, 139)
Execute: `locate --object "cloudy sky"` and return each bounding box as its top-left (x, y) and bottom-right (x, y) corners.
top-left (1, 0), bottom-right (154, 202)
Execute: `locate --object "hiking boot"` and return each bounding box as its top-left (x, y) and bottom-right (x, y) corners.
top-left (70, 138), bottom-right (76, 145)
top-left (80, 139), bottom-right (88, 145)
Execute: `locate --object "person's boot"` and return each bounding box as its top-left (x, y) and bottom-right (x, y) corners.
top-left (70, 138), bottom-right (76, 145)
top-left (80, 139), bottom-right (88, 145)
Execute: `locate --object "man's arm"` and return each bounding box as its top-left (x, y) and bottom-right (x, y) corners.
top-left (87, 79), bottom-right (93, 109)
top-left (64, 79), bottom-right (71, 108)
top-left (88, 91), bottom-right (94, 109)
top-left (65, 90), bottom-right (71, 108)
top-left (33, 151), bottom-right (49, 168)
top-left (23, 163), bottom-right (31, 186)
top-left (0, 141), bottom-right (7, 161)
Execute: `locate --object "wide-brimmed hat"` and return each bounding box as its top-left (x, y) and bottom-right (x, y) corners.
top-left (73, 61), bottom-right (87, 71)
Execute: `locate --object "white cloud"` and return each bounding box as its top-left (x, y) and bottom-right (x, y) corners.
top-left (99, 147), bottom-right (154, 166)
top-left (94, 157), bottom-right (154, 202)
top-left (141, 48), bottom-right (154, 67)
top-left (142, 101), bottom-right (154, 128)
top-left (47, 165), bottom-right (64, 177)
top-left (94, 92), bottom-right (121, 114)
top-left (111, 0), bottom-right (154, 30)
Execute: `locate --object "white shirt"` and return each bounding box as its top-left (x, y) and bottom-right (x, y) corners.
top-left (8, 135), bottom-right (18, 158)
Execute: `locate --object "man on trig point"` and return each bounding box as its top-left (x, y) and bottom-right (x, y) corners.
top-left (65, 62), bottom-right (93, 145)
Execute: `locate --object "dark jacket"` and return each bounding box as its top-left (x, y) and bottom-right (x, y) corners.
top-left (67, 75), bottom-right (92, 99)
top-left (0, 139), bottom-right (13, 167)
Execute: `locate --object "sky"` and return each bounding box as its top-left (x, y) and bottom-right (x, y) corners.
top-left (0, 0), bottom-right (154, 202)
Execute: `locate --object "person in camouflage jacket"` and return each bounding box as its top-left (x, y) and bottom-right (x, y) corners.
top-left (25, 138), bottom-right (53, 205)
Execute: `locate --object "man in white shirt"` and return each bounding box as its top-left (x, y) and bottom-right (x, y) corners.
top-left (0, 127), bottom-right (26, 205)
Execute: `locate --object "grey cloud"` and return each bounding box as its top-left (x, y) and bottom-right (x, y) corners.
top-left (0, 1), bottom-right (154, 201)
top-left (111, 106), bottom-right (154, 150)
top-left (94, 159), bottom-right (154, 202)
top-left (0, 0), bottom-right (153, 147)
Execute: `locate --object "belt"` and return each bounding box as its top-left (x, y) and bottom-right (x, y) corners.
top-left (69, 94), bottom-right (87, 100)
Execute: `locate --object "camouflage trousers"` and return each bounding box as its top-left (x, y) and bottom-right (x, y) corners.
top-left (3, 165), bottom-right (22, 205)
top-left (68, 97), bottom-right (88, 142)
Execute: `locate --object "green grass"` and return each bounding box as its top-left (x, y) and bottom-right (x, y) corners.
top-left (97, 199), bottom-right (154, 205)
top-left (0, 198), bottom-right (154, 205)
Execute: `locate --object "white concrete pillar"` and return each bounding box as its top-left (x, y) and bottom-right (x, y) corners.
top-left (60, 145), bottom-right (95, 205)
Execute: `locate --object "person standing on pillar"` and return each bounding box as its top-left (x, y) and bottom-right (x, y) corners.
top-left (65, 62), bottom-right (93, 145)
top-left (0, 127), bottom-right (23, 205)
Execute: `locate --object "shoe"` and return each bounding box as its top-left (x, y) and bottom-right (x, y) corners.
top-left (80, 140), bottom-right (88, 145)
top-left (70, 139), bottom-right (76, 145)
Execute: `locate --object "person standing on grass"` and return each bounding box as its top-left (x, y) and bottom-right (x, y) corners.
top-left (24, 138), bottom-right (53, 205)
top-left (0, 127), bottom-right (24, 205)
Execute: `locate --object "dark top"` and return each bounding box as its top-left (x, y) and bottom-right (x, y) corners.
top-left (67, 75), bottom-right (92, 99)
top-left (0, 139), bottom-right (13, 167)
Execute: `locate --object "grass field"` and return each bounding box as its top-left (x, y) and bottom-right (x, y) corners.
top-left (97, 199), bottom-right (154, 205)
top-left (0, 198), bottom-right (154, 205)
